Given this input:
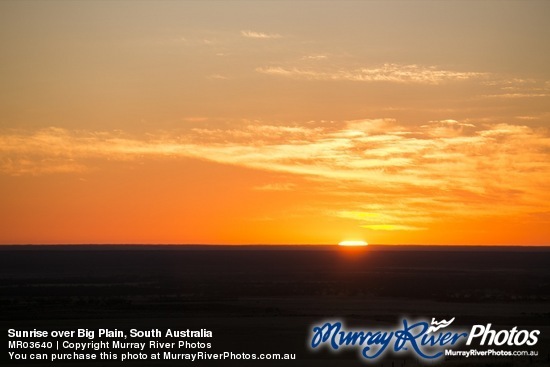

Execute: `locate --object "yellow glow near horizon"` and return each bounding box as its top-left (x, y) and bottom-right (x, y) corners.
top-left (338, 240), bottom-right (368, 247)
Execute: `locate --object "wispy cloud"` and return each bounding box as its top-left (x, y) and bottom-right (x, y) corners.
top-left (241, 30), bottom-right (282, 39)
top-left (254, 183), bottom-right (296, 191)
top-left (362, 224), bottom-right (427, 231)
top-left (2, 119), bottom-right (549, 232)
top-left (479, 77), bottom-right (550, 99)
top-left (301, 54), bottom-right (328, 61)
top-left (256, 63), bottom-right (487, 84)
top-left (207, 74), bottom-right (230, 80)
top-left (336, 207), bottom-right (431, 232)
top-left (481, 93), bottom-right (550, 99)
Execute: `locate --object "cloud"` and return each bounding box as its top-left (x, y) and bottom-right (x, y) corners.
top-left (254, 183), bottom-right (296, 191)
top-left (256, 63), bottom-right (487, 84)
top-left (515, 116), bottom-right (539, 121)
top-left (1, 119), bottom-right (549, 232)
top-left (336, 209), bottom-right (431, 232)
top-left (301, 54), bottom-right (328, 61)
top-left (481, 93), bottom-right (550, 99)
top-left (241, 30), bottom-right (282, 39)
top-left (479, 77), bottom-right (550, 99)
top-left (207, 74), bottom-right (230, 80)
top-left (362, 224), bottom-right (427, 231)
top-left (420, 120), bottom-right (477, 138)
top-left (427, 119), bottom-right (476, 128)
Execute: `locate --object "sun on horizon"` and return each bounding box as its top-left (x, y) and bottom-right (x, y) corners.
top-left (338, 240), bottom-right (368, 247)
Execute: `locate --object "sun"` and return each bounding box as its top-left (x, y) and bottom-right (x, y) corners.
top-left (338, 240), bottom-right (368, 247)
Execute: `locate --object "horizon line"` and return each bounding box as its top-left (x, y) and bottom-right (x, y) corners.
top-left (0, 243), bottom-right (548, 247)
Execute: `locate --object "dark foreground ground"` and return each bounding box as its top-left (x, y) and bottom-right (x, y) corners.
top-left (1, 245), bottom-right (549, 366)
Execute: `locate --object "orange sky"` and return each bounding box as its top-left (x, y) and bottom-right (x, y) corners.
top-left (1, 1), bottom-right (549, 245)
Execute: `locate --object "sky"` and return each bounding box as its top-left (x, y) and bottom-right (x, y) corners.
top-left (1, 1), bottom-right (549, 245)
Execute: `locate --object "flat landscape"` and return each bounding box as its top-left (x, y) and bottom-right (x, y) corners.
top-left (1, 245), bottom-right (549, 366)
